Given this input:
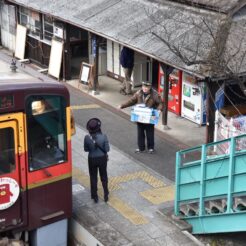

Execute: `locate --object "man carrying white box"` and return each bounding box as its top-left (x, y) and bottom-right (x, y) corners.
top-left (118, 81), bottom-right (163, 154)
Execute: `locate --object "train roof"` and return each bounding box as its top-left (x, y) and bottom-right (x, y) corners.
top-left (0, 79), bottom-right (69, 96)
top-left (0, 79), bottom-right (70, 113)
top-left (0, 79), bottom-right (67, 91)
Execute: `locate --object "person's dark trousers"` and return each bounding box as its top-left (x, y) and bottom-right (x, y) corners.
top-left (137, 123), bottom-right (155, 150)
top-left (88, 156), bottom-right (109, 199)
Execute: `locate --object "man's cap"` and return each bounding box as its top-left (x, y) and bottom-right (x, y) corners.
top-left (142, 81), bottom-right (152, 86)
top-left (86, 118), bottom-right (101, 133)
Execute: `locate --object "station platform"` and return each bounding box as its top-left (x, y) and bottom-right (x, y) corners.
top-left (70, 125), bottom-right (200, 246)
top-left (67, 76), bottom-right (206, 149)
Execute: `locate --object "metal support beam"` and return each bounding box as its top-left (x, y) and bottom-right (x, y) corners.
top-left (92, 34), bottom-right (100, 94)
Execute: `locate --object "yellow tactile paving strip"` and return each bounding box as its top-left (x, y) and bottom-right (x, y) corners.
top-left (108, 171), bottom-right (165, 188)
top-left (107, 196), bottom-right (148, 225)
top-left (72, 167), bottom-right (174, 225)
top-left (71, 104), bottom-right (101, 110)
top-left (140, 186), bottom-right (175, 205)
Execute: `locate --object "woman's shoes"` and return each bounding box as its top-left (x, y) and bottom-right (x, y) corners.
top-left (91, 195), bottom-right (108, 203)
top-left (91, 195), bottom-right (98, 203)
top-left (91, 193), bottom-right (109, 203)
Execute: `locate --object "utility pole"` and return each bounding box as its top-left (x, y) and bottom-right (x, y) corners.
top-left (160, 63), bottom-right (173, 129)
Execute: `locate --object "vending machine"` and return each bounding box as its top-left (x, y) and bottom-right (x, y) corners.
top-left (181, 72), bottom-right (206, 125)
top-left (158, 65), bottom-right (182, 115)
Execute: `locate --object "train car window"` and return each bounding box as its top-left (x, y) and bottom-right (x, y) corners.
top-left (0, 127), bottom-right (15, 174)
top-left (26, 95), bottom-right (67, 171)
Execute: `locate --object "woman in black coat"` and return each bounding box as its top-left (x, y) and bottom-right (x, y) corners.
top-left (84, 118), bottom-right (110, 203)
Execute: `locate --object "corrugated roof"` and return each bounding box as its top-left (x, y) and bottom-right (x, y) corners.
top-left (7, 0), bottom-right (246, 78)
top-left (159, 0), bottom-right (242, 14)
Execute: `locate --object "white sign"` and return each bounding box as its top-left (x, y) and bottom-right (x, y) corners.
top-left (81, 66), bottom-right (90, 83)
top-left (54, 26), bottom-right (63, 39)
top-left (15, 24), bottom-right (27, 60)
top-left (48, 39), bottom-right (63, 79)
top-left (0, 177), bottom-right (20, 210)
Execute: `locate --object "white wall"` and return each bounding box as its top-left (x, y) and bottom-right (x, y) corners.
top-left (0, 3), bottom-right (16, 51)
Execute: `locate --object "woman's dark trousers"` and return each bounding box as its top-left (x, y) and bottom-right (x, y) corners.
top-left (88, 156), bottom-right (109, 200)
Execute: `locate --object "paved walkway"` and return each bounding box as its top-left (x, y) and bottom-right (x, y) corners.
top-left (71, 125), bottom-right (199, 246)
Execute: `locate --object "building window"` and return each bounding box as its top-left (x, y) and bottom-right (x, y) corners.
top-left (43, 15), bottom-right (54, 41)
top-left (29, 12), bottom-right (41, 38)
top-left (19, 6), bottom-right (28, 26)
top-left (18, 7), bottom-right (62, 44)
top-left (18, 7), bottom-right (41, 38)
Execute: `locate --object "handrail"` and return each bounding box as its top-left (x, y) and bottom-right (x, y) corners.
top-left (179, 134), bottom-right (246, 154)
top-left (175, 134), bottom-right (246, 217)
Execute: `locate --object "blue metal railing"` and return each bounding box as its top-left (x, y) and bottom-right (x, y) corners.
top-left (175, 134), bottom-right (246, 233)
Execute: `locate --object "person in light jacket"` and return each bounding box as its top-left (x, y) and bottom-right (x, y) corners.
top-left (84, 118), bottom-right (110, 203)
top-left (119, 81), bottom-right (163, 153)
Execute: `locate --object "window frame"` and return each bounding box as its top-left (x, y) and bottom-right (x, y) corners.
top-left (18, 7), bottom-right (58, 44)
top-left (26, 95), bottom-right (68, 172)
top-left (43, 15), bottom-right (54, 42)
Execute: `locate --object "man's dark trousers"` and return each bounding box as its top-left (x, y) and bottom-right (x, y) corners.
top-left (137, 122), bottom-right (154, 151)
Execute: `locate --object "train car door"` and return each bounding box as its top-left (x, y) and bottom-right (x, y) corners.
top-left (0, 113), bottom-right (27, 231)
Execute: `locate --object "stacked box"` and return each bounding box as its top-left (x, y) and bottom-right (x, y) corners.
top-left (131, 104), bottom-right (159, 125)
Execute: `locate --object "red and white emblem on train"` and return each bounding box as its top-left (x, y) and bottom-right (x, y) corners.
top-left (0, 177), bottom-right (20, 210)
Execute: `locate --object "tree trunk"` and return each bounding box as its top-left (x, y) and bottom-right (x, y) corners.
top-left (206, 79), bottom-right (218, 143)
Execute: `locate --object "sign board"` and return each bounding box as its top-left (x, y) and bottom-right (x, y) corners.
top-left (15, 24), bottom-right (27, 60)
top-left (48, 39), bottom-right (63, 79)
top-left (54, 26), bottom-right (63, 39)
top-left (79, 62), bottom-right (93, 85)
top-left (131, 104), bottom-right (159, 125)
top-left (0, 177), bottom-right (20, 210)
